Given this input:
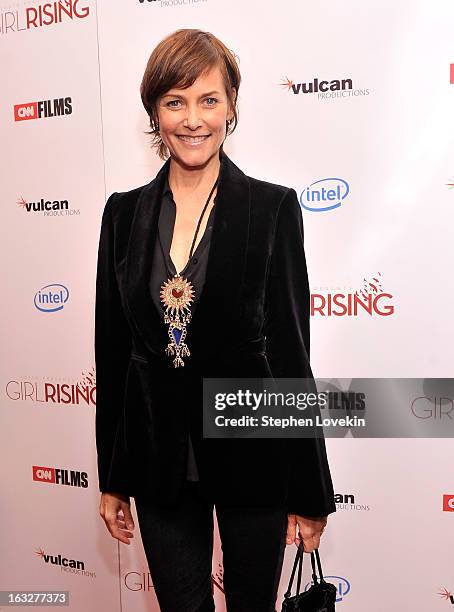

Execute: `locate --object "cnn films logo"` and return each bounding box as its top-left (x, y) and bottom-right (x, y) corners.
top-left (17, 196), bottom-right (80, 217)
top-left (335, 492), bottom-right (370, 512)
top-left (311, 272), bottom-right (395, 317)
top-left (34, 547), bottom-right (95, 578)
top-left (5, 368), bottom-right (96, 406)
top-left (33, 466), bottom-right (88, 488)
top-left (280, 75), bottom-right (370, 101)
top-left (300, 178), bottom-right (350, 212)
top-left (1, 1), bottom-right (89, 35)
top-left (14, 97), bottom-right (72, 122)
top-left (34, 283), bottom-right (69, 312)
top-left (443, 495), bottom-right (454, 512)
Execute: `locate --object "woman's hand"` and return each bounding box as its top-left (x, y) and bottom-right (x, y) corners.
top-left (286, 514), bottom-right (327, 553)
top-left (99, 492), bottom-right (135, 545)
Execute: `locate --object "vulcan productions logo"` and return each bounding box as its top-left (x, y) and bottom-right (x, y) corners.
top-left (1, 1), bottom-right (89, 35)
top-left (5, 367), bottom-right (96, 406)
top-left (35, 547), bottom-right (95, 578)
top-left (438, 587), bottom-right (454, 605)
top-left (335, 492), bottom-right (370, 512)
top-left (14, 97), bottom-right (72, 122)
top-left (311, 272), bottom-right (395, 317)
top-left (280, 75), bottom-right (370, 101)
top-left (33, 465), bottom-right (88, 488)
top-left (17, 195), bottom-right (80, 217)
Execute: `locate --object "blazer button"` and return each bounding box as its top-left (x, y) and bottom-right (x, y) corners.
top-left (192, 257), bottom-right (198, 265)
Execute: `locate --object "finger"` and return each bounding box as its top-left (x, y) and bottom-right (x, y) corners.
top-left (105, 513), bottom-right (134, 544)
top-left (310, 532), bottom-right (322, 553)
top-left (294, 526), bottom-right (302, 546)
top-left (301, 535), bottom-right (316, 553)
top-left (99, 501), bottom-right (106, 519)
top-left (115, 519), bottom-right (135, 537)
top-left (296, 523), bottom-right (316, 552)
top-left (113, 528), bottom-right (134, 544)
top-left (296, 518), bottom-right (323, 541)
top-left (296, 523), bottom-right (314, 543)
top-left (294, 526), bottom-right (308, 550)
top-left (110, 523), bottom-right (134, 544)
top-left (286, 514), bottom-right (297, 544)
top-left (121, 503), bottom-right (135, 531)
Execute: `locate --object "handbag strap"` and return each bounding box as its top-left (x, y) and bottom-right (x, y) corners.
top-left (314, 548), bottom-right (326, 581)
top-left (283, 542), bottom-right (305, 599)
top-left (283, 544), bottom-right (327, 599)
top-left (310, 551), bottom-right (319, 585)
top-left (296, 544), bottom-right (303, 594)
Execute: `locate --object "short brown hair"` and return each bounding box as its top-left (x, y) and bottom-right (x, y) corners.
top-left (140, 29), bottom-right (241, 160)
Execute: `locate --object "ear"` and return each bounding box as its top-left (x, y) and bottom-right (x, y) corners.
top-left (228, 87), bottom-right (237, 122)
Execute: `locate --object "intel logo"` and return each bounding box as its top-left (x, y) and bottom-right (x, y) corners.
top-left (34, 284), bottom-right (69, 312)
top-left (305, 575), bottom-right (350, 603)
top-left (300, 178), bottom-right (349, 211)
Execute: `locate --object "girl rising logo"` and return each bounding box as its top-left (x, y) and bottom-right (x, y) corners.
top-left (0, 0), bottom-right (90, 35)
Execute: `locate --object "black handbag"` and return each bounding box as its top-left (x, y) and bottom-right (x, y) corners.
top-left (281, 543), bottom-right (337, 611)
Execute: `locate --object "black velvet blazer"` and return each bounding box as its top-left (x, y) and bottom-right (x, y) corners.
top-left (94, 149), bottom-right (336, 517)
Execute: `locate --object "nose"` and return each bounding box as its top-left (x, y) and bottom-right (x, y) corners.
top-left (183, 102), bottom-right (202, 130)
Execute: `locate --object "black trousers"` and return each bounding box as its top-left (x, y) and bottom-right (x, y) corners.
top-left (134, 481), bottom-right (288, 612)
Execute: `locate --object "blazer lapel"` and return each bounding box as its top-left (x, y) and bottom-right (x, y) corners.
top-left (124, 150), bottom-right (251, 358)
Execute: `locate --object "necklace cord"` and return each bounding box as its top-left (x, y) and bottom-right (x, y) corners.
top-left (188, 177), bottom-right (219, 262)
top-left (161, 174), bottom-right (220, 276)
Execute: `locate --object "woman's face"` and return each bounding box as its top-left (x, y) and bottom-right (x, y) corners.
top-left (157, 65), bottom-right (234, 169)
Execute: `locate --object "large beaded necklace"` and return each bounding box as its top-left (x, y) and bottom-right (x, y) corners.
top-left (158, 172), bottom-right (219, 367)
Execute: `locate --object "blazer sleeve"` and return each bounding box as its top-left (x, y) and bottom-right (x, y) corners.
top-left (95, 193), bottom-right (132, 496)
top-left (264, 187), bottom-right (336, 517)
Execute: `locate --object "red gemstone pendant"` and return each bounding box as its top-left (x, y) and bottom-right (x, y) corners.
top-left (160, 274), bottom-right (194, 367)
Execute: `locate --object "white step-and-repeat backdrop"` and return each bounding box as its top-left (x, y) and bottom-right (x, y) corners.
top-left (2, 0), bottom-right (454, 610)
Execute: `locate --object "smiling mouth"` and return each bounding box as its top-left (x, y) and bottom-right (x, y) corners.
top-left (177, 135), bottom-right (210, 143)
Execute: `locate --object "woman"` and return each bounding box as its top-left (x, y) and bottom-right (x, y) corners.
top-left (95, 29), bottom-right (336, 612)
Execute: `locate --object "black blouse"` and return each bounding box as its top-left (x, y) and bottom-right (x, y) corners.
top-left (149, 171), bottom-right (217, 481)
